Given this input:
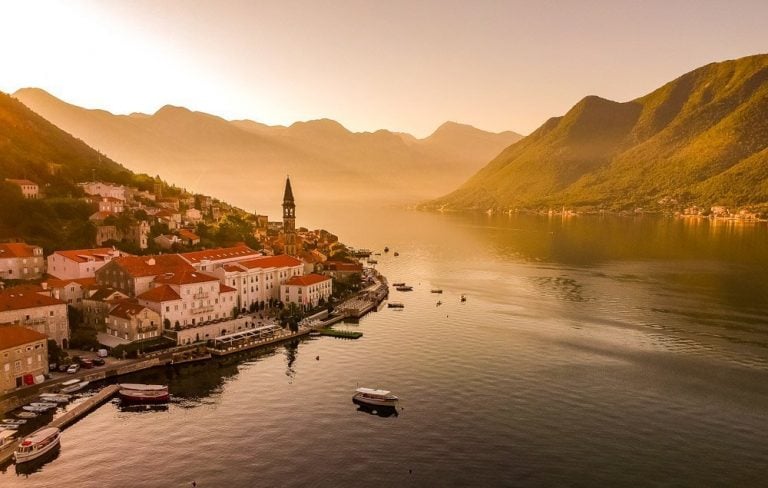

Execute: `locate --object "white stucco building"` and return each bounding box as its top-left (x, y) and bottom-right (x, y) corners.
top-left (0, 243), bottom-right (45, 280)
top-left (0, 288), bottom-right (69, 348)
top-left (47, 248), bottom-right (122, 280)
top-left (281, 274), bottom-right (332, 309)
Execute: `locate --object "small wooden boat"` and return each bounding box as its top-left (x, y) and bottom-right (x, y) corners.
top-left (40, 392), bottom-right (72, 401)
top-left (0, 423), bottom-right (20, 430)
top-left (29, 402), bottom-right (58, 409)
top-left (384, 247), bottom-right (389, 253)
top-left (61, 380), bottom-right (90, 393)
top-left (39, 394), bottom-right (71, 403)
top-left (436, 301), bottom-right (442, 306)
top-left (15, 411), bottom-right (38, 419)
top-left (22, 406), bottom-right (50, 413)
top-left (460, 294), bottom-right (467, 302)
top-left (14, 427), bottom-right (60, 464)
top-left (393, 252), bottom-right (399, 256)
top-left (2, 419), bottom-right (26, 425)
top-left (387, 302), bottom-right (405, 308)
top-left (395, 286), bottom-right (413, 292)
top-left (392, 282), bottom-right (405, 287)
top-left (430, 289), bottom-right (443, 294)
top-left (119, 384), bottom-right (170, 403)
top-left (353, 388), bottom-right (399, 408)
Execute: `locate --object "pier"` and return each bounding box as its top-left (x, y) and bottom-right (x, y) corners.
top-left (49, 385), bottom-right (119, 430)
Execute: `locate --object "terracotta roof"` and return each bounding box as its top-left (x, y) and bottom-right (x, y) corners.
top-left (109, 300), bottom-right (154, 320)
top-left (137, 285), bottom-right (181, 302)
top-left (325, 260), bottom-right (363, 272)
top-left (0, 289), bottom-right (65, 311)
top-left (53, 248), bottom-right (115, 263)
top-left (5, 179), bottom-right (37, 187)
top-left (0, 243), bottom-right (40, 258)
top-left (0, 326), bottom-right (47, 349)
top-left (219, 283), bottom-right (237, 293)
top-left (180, 245), bottom-right (259, 264)
top-left (153, 269), bottom-right (218, 286)
top-left (222, 264), bottom-right (242, 272)
top-left (285, 274), bottom-right (331, 287)
top-left (238, 254), bottom-right (302, 269)
top-left (44, 277), bottom-right (98, 289)
top-left (178, 229), bottom-right (200, 240)
top-left (87, 287), bottom-right (129, 301)
top-left (89, 211), bottom-right (114, 221)
top-left (154, 209), bottom-right (177, 218)
top-left (110, 255), bottom-right (194, 278)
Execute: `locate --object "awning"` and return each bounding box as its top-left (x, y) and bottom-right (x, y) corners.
top-left (97, 332), bottom-right (131, 348)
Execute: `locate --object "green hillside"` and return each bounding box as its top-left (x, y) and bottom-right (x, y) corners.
top-left (0, 91), bottom-right (163, 250)
top-left (425, 54), bottom-right (768, 212)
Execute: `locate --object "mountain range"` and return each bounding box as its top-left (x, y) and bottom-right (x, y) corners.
top-left (12, 88), bottom-right (522, 209)
top-left (425, 54), bottom-right (768, 212)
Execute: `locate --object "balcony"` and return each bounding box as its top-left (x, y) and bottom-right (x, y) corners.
top-left (191, 306), bottom-right (214, 315)
top-left (193, 292), bottom-right (209, 300)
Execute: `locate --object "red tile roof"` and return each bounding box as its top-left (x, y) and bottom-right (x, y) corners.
top-left (238, 255), bottom-right (302, 269)
top-left (180, 245), bottom-right (259, 264)
top-left (53, 248), bottom-right (115, 263)
top-left (219, 283), bottom-right (237, 293)
top-left (109, 300), bottom-right (155, 320)
top-left (89, 211), bottom-right (114, 221)
top-left (0, 243), bottom-right (40, 258)
top-left (110, 255), bottom-right (194, 278)
top-left (178, 229), bottom-right (200, 241)
top-left (137, 285), bottom-right (181, 302)
top-left (0, 289), bottom-right (65, 311)
top-left (5, 179), bottom-right (37, 187)
top-left (153, 269), bottom-right (218, 286)
top-left (285, 274), bottom-right (331, 287)
top-left (44, 277), bottom-right (98, 289)
top-left (0, 326), bottom-right (47, 349)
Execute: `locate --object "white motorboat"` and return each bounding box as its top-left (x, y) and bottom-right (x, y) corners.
top-left (29, 402), bottom-right (58, 409)
top-left (38, 394), bottom-right (71, 403)
top-left (119, 384), bottom-right (170, 403)
top-left (1, 419), bottom-right (26, 425)
top-left (0, 424), bottom-right (20, 430)
top-left (352, 387), bottom-right (399, 408)
top-left (61, 380), bottom-right (90, 393)
top-left (14, 427), bottom-right (60, 464)
top-left (22, 405), bottom-right (50, 413)
top-left (15, 411), bottom-right (38, 419)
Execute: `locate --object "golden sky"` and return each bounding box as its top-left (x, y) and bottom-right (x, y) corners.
top-left (2, 0), bottom-right (766, 136)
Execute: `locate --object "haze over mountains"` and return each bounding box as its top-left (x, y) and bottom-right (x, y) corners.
top-left (13, 88), bottom-right (522, 209)
top-left (426, 54), bottom-right (768, 212)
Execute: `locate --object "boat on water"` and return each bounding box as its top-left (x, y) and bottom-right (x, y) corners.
top-left (22, 405), bottom-right (50, 413)
top-left (29, 402), bottom-right (58, 409)
top-left (119, 383), bottom-right (170, 403)
top-left (38, 394), bottom-right (71, 404)
top-left (0, 423), bottom-right (20, 430)
top-left (436, 301), bottom-right (442, 306)
top-left (61, 380), bottom-right (89, 393)
top-left (392, 282), bottom-right (405, 287)
top-left (367, 259), bottom-right (378, 264)
top-left (14, 427), bottom-right (60, 464)
top-left (2, 419), bottom-right (26, 425)
top-left (393, 252), bottom-right (400, 256)
top-left (384, 247), bottom-right (389, 253)
top-left (0, 429), bottom-right (16, 449)
top-left (309, 330), bottom-right (322, 337)
top-left (40, 392), bottom-right (72, 401)
top-left (387, 302), bottom-right (405, 308)
top-left (15, 411), bottom-right (38, 419)
top-left (353, 388), bottom-right (399, 408)
top-left (461, 294), bottom-right (467, 302)
top-left (430, 289), bottom-right (443, 294)
top-left (395, 286), bottom-right (413, 292)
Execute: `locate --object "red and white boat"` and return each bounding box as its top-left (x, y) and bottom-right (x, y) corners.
top-left (118, 384), bottom-right (170, 403)
top-left (15, 427), bottom-right (60, 463)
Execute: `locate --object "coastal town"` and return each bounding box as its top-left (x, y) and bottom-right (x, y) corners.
top-left (0, 176), bottom-right (385, 423)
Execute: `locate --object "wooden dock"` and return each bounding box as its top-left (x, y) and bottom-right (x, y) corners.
top-left (49, 384), bottom-right (119, 430)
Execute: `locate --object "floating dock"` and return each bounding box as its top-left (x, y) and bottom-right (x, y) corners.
top-left (49, 385), bottom-right (119, 430)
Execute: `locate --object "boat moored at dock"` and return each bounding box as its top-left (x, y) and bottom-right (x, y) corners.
top-left (387, 302), bottom-right (405, 308)
top-left (395, 285), bottom-right (413, 291)
top-left (430, 289), bottom-right (443, 294)
top-left (14, 427), bottom-right (60, 464)
top-left (60, 379), bottom-right (90, 393)
top-left (119, 384), bottom-right (170, 403)
top-left (352, 387), bottom-right (399, 408)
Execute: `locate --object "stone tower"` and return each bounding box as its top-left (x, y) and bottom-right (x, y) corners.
top-left (282, 176), bottom-right (297, 256)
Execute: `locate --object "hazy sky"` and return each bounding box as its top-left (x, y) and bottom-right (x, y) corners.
top-left (1, 0), bottom-right (766, 136)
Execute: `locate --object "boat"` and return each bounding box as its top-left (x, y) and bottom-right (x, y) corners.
top-left (0, 424), bottom-right (20, 430)
top-left (14, 427), bottom-right (60, 464)
top-left (309, 330), bottom-right (322, 337)
top-left (461, 294), bottom-right (467, 302)
top-left (15, 411), bottom-right (38, 419)
top-left (392, 282), bottom-right (405, 287)
top-left (0, 429), bottom-right (16, 449)
top-left (393, 252), bottom-right (399, 256)
top-left (367, 259), bottom-right (378, 264)
top-left (29, 402), bottom-right (58, 409)
top-left (39, 393), bottom-right (71, 403)
top-left (436, 301), bottom-right (442, 306)
top-left (119, 383), bottom-right (170, 403)
top-left (387, 302), bottom-right (404, 308)
top-left (22, 406), bottom-right (50, 413)
top-left (430, 289), bottom-right (443, 294)
top-left (1, 419), bottom-right (26, 425)
top-left (352, 387), bottom-right (399, 408)
top-left (384, 247), bottom-right (389, 253)
top-left (395, 286), bottom-right (413, 292)
top-left (61, 380), bottom-right (90, 393)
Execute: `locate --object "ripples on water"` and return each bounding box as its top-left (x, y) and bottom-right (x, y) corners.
top-left (3, 209), bottom-right (768, 487)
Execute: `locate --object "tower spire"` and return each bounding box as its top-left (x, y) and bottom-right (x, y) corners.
top-left (282, 176), bottom-right (297, 256)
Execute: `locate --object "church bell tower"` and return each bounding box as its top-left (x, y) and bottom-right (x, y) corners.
top-left (282, 176), bottom-right (297, 256)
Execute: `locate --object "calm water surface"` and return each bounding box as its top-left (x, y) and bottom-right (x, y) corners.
top-left (3, 206), bottom-right (768, 487)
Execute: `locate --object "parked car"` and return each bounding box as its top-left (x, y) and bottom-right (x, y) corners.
top-left (59, 364), bottom-right (70, 372)
top-left (92, 357), bottom-right (106, 366)
top-left (66, 364), bottom-right (80, 374)
top-left (79, 359), bottom-right (94, 369)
